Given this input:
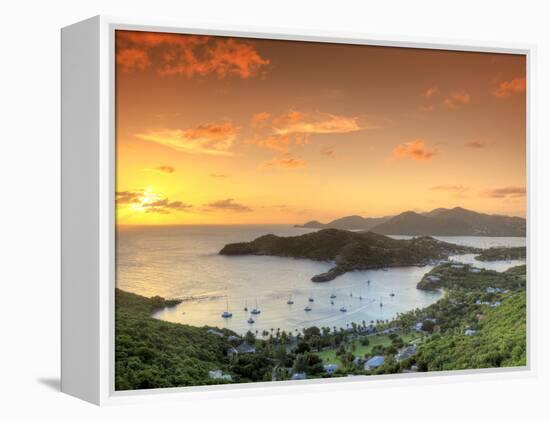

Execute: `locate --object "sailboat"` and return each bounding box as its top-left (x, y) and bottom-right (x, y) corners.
top-left (308, 293), bottom-right (314, 303)
top-left (330, 291), bottom-right (337, 299)
top-left (287, 294), bottom-right (294, 305)
top-left (339, 301), bottom-right (347, 312)
top-left (243, 299), bottom-right (248, 312)
top-left (247, 316), bottom-right (255, 324)
top-left (221, 295), bottom-right (233, 318)
top-left (250, 298), bottom-right (261, 315)
top-left (379, 297), bottom-right (384, 308)
top-left (389, 290), bottom-right (395, 297)
top-left (304, 305), bottom-right (312, 312)
top-left (359, 286), bottom-right (363, 300)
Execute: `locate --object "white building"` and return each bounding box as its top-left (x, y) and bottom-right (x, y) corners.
top-left (208, 370), bottom-right (232, 381)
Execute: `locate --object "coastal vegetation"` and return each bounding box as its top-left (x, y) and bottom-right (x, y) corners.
top-left (220, 229), bottom-right (479, 282)
top-left (115, 289), bottom-right (231, 390)
top-left (116, 260), bottom-right (526, 390)
top-left (475, 246), bottom-right (526, 261)
top-left (416, 263), bottom-right (526, 291)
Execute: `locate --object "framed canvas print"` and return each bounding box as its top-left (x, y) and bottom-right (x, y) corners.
top-left (61, 16), bottom-right (534, 405)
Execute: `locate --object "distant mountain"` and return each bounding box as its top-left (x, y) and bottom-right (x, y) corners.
top-left (371, 207), bottom-right (525, 237)
top-left (295, 215), bottom-right (392, 230)
top-left (220, 229), bottom-right (479, 282)
top-left (295, 207), bottom-right (526, 237)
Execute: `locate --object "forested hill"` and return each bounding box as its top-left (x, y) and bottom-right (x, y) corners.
top-left (115, 289), bottom-right (232, 390)
top-left (220, 229), bottom-right (479, 282)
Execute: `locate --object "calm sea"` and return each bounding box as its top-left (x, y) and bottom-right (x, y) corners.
top-left (116, 225), bottom-right (526, 334)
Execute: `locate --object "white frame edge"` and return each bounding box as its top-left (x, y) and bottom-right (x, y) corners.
top-left (61, 14), bottom-right (536, 406)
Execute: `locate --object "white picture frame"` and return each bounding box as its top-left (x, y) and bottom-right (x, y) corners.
top-left (61, 15), bottom-right (536, 406)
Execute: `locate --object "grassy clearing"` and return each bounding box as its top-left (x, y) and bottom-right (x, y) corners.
top-left (316, 332), bottom-right (424, 365)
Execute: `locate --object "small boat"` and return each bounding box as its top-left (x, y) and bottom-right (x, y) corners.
top-left (330, 293), bottom-right (337, 299)
top-left (221, 295), bottom-right (232, 318)
top-left (243, 299), bottom-right (248, 312)
top-left (250, 298), bottom-right (261, 315)
top-left (287, 297), bottom-right (294, 305)
top-left (304, 306), bottom-right (312, 312)
top-left (379, 297), bottom-right (384, 308)
top-left (330, 300), bottom-right (335, 305)
top-left (390, 292), bottom-right (395, 297)
top-left (308, 296), bottom-right (314, 303)
top-left (340, 306), bottom-right (347, 313)
top-left (247, 317), bottom-right (255, 324)
top-left (367, 279), bottom-right (371, 285)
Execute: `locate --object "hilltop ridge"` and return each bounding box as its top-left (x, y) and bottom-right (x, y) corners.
top-left (295, 207), bottom-right (525, 237)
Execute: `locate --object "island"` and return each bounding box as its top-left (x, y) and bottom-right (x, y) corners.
top-left (219, 229), bottom-right (480, 282)
top-left (295, 207), bottom-right (526, 237)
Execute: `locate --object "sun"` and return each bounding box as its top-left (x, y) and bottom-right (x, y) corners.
top-left (130, 188), bottom-right (161, 212)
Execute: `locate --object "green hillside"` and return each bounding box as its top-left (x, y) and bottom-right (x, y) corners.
top-left (415, 292), bottom-right (526, 371)
top-left (115, 289), bottom-right (232, 390)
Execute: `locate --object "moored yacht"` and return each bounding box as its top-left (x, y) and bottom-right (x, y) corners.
top-left (250, 298), bottom-right (261, 315)
top-left (221, 295), bottom-right (232, 318)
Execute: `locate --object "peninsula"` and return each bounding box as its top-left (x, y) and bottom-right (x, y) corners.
top-left (219, 229), bottom-right (480, 282)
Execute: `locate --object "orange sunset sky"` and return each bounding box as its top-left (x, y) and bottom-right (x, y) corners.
top-left (115, 30), bottom-right (526, 225)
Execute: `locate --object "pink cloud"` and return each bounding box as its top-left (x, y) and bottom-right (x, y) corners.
top-left (494, 77), bottom-right (526, 98)
top-left (391, 139), bottom-right (436, 161)
top-left (116, 31), bottom-right (269, 79)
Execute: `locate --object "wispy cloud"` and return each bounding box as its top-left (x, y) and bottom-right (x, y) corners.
top-left (247, 134), bottom-right (291, 153)
top-left (209, 173), bottom-right (228, 179)
top-left (116, 31), bottom-right (269, 79)
top-left (431, 184), bottom-right (468, 198)
top-left (424, 87), bottom-right (440, 98)
top-left (494, 77), bottom-right (526, 98)
top-left (320, 146), bottom-right (336, 158)
top-left (143, 165), bottom-right (176, 174)
top-left (483, 186), bottom-right (526, 198)
top-left (421, 87), bottom-right (471, 110)
top-left (262, 154), bottom-right (306, 169)
top-left (443, 92), bottom-right (471, 108)
top-left (136, 122), bottom-right (238, 155)
top-left (247, 110), bottom-right (362, 155)
top-left (116, 189), bottom-right (192, 214)
top-left (464, 140), bottom-right (486, 149)
top-left (116, 190), bottom-right (143, 204)
top-left (203, 198), bottom-right (252, 212)
top-left (431, 185), bottom-right (468, 192)
top-left (142, 199), bottom-right (192, 214)
top-left (271, 111), bottom-right (361, 136)
top-left (391, 139), bottom-right (436, 162)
